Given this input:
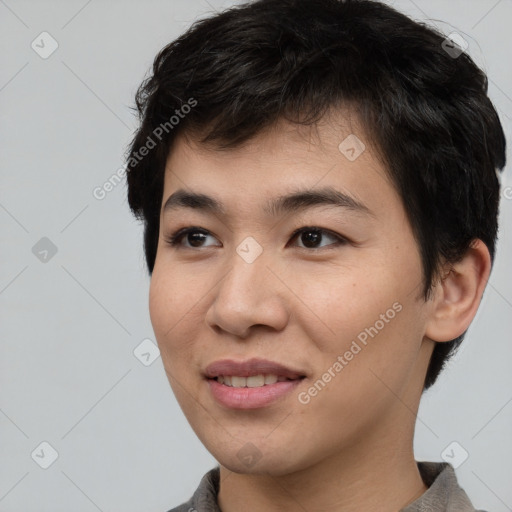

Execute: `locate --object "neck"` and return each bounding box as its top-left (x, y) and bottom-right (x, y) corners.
top-left (218, 428), bottom-right (428, 512)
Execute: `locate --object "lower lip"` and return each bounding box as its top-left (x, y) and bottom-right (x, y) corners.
top-left (207, 378), bottom-right (304, 409)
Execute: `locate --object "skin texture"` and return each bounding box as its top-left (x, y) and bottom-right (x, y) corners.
top-left (149, 115), bottom-right (491, 512)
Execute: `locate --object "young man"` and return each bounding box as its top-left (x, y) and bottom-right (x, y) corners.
top-left (125, 0), bottom-right (506, 510)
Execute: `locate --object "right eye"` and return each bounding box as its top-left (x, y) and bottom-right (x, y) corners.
top-left (164, 227), bottom-right (221, 249)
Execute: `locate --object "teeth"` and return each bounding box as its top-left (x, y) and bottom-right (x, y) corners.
top-left (231, 376), bottom-right (246, 387)
top-left (216, 374), bottom-right (289, 388)
top-left (246, 375), bottom-right (265, 387)
top-left (264, 374), bottom-right (278, 385)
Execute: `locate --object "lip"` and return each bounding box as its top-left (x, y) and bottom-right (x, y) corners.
top-left (204, 358), bottom-right (306, 380)
top-left (204, 358), bottom-right (307, 410)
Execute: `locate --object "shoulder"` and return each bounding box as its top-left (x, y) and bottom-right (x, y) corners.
top-left (402, 461), bottom-right (487, 512)
top-left (164, 467), bottom-right (221, 512)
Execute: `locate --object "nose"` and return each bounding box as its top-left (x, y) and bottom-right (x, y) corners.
top-left (205, 247), bottom-right (290, 338)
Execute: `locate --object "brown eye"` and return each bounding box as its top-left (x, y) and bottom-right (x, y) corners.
top-left (165, 225), bottom-right (347, 250)
top-left (165, 227), bottom-right (221, 248)
top-left (289, 227), bottom-right (347, 249)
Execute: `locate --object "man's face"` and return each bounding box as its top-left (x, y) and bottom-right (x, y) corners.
top-left (149, 117), bottom-right (435, 475)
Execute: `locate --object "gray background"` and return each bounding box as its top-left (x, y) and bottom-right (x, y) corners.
top-left (1, 0), bottom-right (511, 511)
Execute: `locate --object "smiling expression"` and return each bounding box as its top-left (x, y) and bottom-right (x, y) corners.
top-left (148, 115), bottom-right (436, 475)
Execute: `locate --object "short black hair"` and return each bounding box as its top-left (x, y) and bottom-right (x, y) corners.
top-left (125, 0), bottom-right (506, 391)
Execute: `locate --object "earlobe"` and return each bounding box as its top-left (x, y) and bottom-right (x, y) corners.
top-left (425, 239), bottom-right (491, 342)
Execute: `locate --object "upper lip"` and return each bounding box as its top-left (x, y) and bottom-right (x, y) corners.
top-left (204, 358), bottom-right (306, 379)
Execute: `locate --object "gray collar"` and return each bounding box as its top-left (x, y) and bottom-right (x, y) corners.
top-left (168, 461), bottom-right (484, 512)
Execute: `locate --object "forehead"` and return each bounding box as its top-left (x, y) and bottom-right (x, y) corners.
top-left (162, 115), bottom-right (398, 219)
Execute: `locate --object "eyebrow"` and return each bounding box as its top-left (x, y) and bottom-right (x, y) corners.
top-left (162, 186), bottom-right (374, 219)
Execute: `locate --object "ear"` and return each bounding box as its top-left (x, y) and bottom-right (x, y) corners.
top-left (425, 239), bottom-right (491, 342)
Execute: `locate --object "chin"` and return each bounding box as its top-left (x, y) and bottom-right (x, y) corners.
top-left (220, 457), bottom-right (291, 476)
top-left (212, 442), bottom-right (308, 477)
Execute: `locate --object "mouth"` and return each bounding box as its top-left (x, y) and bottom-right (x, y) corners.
top-left (204, 357), bottom-right (306, 382)
top-left (213, 374), bottom-right (302, 387)
top-left (204, 358), bottom-right (307, 409)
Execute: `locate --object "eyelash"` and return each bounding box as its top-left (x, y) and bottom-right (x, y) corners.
top-left (164, 226), bottom-right (349, 251)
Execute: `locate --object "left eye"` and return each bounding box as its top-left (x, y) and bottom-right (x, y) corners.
top-left (164, 226), bottom-right (346, 250)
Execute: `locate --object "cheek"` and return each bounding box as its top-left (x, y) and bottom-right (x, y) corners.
top-left (148, 263), bottom-right (201, 359)
top-left (303, 259), bottom-right (425, 381)
top-left (299, 270), bottom-right (401, 350)
top-left (149, 267), bottom-right (173, 341)
top-left (302, 303), bottom-right (425, 428)
top-left (333, 298), bottom-right (425, 407)
top-left (148, 266), bottom-right (207, 416)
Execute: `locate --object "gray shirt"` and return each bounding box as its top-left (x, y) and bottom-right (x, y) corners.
top-left (166, 461), bottom-right (486, 512)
